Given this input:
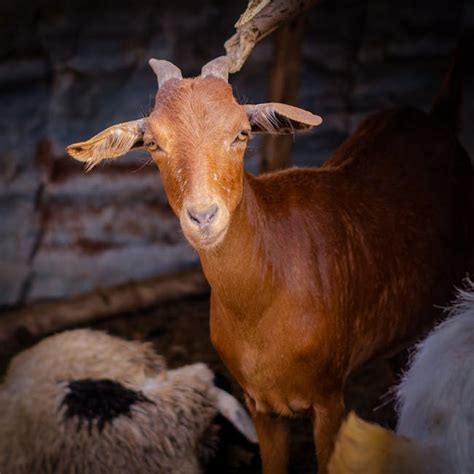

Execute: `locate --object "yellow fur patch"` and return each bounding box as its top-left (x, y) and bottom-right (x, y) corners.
top-left (328, 412), bottom-right (418, 474)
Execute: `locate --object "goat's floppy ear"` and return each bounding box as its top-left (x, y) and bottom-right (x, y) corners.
top-left (244, 103), bottom-right (322, 134)
top-left (66, 119), bottom-right (145, 171)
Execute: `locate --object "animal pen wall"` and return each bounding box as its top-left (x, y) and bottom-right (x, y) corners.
top-left (1, 0), bottom-right (473, 313)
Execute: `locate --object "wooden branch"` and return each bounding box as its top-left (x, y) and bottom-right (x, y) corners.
top-left (0, 269), bottom-right (209, 343)
top-left (261, 16), bottom-right (306, 172)
top-left (225, 0), bottom-right (318, 73)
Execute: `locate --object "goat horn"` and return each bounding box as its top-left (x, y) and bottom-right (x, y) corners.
top-left (201, 56), bottom-right (230, 82)
top-left (149, 59), bottom-right (183, 88)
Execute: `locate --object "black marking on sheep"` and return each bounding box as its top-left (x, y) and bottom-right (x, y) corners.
top-left (60, 379), bottom-right (153, 433)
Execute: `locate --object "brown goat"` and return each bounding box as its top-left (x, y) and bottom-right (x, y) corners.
top-left (67, 55), bottom-right (472, 473)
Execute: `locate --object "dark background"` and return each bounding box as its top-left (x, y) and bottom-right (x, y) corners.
top-left (1, 0), bottom-right (473, 308)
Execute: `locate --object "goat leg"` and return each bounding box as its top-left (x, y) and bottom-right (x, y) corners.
top-left (312, 392), bottom-right (345, 474)
top-left (246, 398), bottom-right (290, 474)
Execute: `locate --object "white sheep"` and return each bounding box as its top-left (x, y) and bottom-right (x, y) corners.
top-left (328, 285), bottom-right (474, 474)
top-left (0, 328), bottom-right (257, 473)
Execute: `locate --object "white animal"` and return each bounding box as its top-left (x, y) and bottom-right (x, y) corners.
top-left (329, 284), bottom-right (474, 474)
top-left (0, 328), bottom-right (257, 474)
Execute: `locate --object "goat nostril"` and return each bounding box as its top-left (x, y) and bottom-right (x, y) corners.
top-left (187, 205), bottom-right (219, 226)
top-left (206, 204), bottom-right (218, 223)
top-left (187, 209), bottom-right (200, 225)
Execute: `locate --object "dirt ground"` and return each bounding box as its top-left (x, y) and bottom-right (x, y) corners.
top-left (0, 293), bottom-right (400, 473)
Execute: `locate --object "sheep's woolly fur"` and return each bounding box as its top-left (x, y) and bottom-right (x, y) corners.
top-left (329, 284), bottom-right (474, 474)
top-left (0, 329), bottom-right (223, 474)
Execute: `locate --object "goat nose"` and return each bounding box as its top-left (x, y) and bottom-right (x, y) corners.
top-left (187, 205), bottom-right (219, 226)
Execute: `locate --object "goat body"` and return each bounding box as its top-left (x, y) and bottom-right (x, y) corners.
top-left (204, 106), bottom-right (471, 472)
top-left (67, 53), bottom-right (472, 473)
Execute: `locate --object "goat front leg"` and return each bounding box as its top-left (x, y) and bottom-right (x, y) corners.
top-left (246, 399), bottom-right (290, 474)
top-left (312, 391), bottom-right (345, 474)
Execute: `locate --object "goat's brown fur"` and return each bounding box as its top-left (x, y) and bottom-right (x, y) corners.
top-left (67, 54), bottom-right (472, 474)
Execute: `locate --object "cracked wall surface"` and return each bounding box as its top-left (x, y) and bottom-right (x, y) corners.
top-left (1, 0), bottom-right (472, 307)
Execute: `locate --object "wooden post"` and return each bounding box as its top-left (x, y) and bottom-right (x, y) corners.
top-left (0, 269), bottom-right (209, 343)
top-left (260, 16), bottom-right (305, 173)
top-left (225, 0), bottom-right (318, 74)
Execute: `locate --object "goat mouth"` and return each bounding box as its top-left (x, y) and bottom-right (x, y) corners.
top-left (186, 226), bottom-right (227, 250)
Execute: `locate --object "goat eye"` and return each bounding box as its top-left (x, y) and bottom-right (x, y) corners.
top-left (145, 140), bottom-right (160, 152)
top-left (233, 129), bottom-right (250, 144)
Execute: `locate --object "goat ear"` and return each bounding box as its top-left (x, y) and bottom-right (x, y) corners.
top-left (244, 103), bottom-right (322, 134)
top-left (66, 119), bottom-right (145, 171)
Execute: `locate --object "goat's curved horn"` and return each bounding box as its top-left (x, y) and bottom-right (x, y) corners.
top-left (201, 56), bottom-right (230, 82)
top-left (149, 59), bottom-right (183, 88)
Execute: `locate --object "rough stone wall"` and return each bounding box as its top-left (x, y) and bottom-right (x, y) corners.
top-left (1, 0), bottom-right (472, 307)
